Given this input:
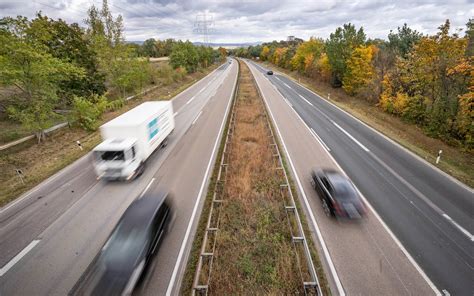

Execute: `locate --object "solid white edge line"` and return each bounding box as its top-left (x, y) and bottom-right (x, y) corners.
top-left (139, 178), bottom-right (155, 199)
top-left (173, 112), bottom-right (178, 116)
top-left (166, 59), bottom-right (238, 296)
top-left (442, 214), bottom-right (474, 241)
top-left (274, 68), bottom-right (473, 193)
top-left (310, 128), bottom-right (331, 152)
top-left (0, 239), bottom-right (40, 277)
top-left (252, 63), bottom-right (441, 295)
top-left (332, 121), bottom-right (370, 152)
top-left (299, 94), bottom-right (314, 106)
top-left (246, 61), bottom-right (346, 296)
top-left (191, 111), bottom-right (203, 125)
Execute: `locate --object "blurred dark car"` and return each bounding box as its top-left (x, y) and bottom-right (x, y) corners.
top-left (267, 70), bottom-right (273, 75)
top-left (71, 192), bottom-right (172, 296)
top-left (310, 168), bottom-right (365, 219)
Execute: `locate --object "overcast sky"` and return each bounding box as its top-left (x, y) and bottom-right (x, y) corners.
top-left (0, 0), bottom-right (472, 43)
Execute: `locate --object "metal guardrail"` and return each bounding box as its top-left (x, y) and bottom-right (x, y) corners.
top-left (249, 61), bottom-right (322, 296)
top-left (192, 62), bottom-right (240, 296)
top-left (192, 59), bottom-right (321, 295)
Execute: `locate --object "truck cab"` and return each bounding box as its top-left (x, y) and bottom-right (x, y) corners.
top-left (93, 138), bottom-right (141, 180)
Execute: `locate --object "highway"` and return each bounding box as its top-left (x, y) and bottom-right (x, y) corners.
top-left (0, 59), bottom-right (238, 296)
top-left (247, 60), bottom-right (473, 295)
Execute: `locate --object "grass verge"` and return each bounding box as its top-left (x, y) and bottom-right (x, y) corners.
top-left (259, 61), bottom-right (474, 188)
top-left (0, 64), bottom-right (220, 207)
top-left (181, 59), bottom-right (330, 294)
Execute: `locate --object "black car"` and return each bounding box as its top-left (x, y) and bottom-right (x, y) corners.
top-left (71, 192), bottom-right (172, 296)
top-left (310, 168), bottom-right (365, 219)
top-left (267, 70), bottom-right (273, 75)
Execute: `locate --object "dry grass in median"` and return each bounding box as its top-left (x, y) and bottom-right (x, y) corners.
top-left (206, 60), bottom-right (304, 294)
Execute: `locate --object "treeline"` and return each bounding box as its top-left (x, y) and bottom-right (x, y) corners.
top-left (233, 20), bottom-right (473, 149)
top-left (0, 0), bottom-right (224, 140)
top-left (133, 38), bottom-right (227, 72)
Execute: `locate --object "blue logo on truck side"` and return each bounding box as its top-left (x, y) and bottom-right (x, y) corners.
top-left (148, 118), bottom-right (159, 141)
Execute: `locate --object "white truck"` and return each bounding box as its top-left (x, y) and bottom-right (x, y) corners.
top-left (92, 101), bottom-right (175, 180)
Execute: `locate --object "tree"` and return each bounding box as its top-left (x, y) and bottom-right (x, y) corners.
top-left (379, 20), bottom-right (470, 145)
top-left (342, 45), bottom-right (377, 95)
top-left (260, 46), bottom-right (270, 61)
top-left (28, 13), bottom-right (105, 101)
top-left (156, 38), bottom-right (175, 56)
top-left (248, 45), bottom-right (262, 59)
top-left (169, 41), bottom-right (199, 73)
top-left (218, 47), bottom-right (227, 61)
top-left (141, 38), bottom-right (158, 57)
top-left (291, 37), bottom-right (324, 73)
top-left (0, 18), bottom-right (84, 141)
top-left (326, 23), bottom-right (366, 87)
top-left (388, 23), bottom-right (422, 58)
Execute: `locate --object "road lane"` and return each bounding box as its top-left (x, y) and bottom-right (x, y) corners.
top-left (0, 60), bottom-right (237, 295)
top-left (249, 60), bottom-right (473, 295)
top-left (246, 60), bottom-right (436, 295)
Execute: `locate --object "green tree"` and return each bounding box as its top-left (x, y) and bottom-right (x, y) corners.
top-left (388, 23), bottom-right (422, 58)
top-left (141, 38), bottom-right (158, 57)
top-left (169, 41), bottom-right (199, 72)
top-left (326, 23), bottom-right (366, 86)
top-left (0, 19), bottom-right (84, 141)
top-left (28, 13), bottom-right (105, 101)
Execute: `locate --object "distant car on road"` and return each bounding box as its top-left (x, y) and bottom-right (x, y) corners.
top-left (310, 168), bottom-right (365, 219)
top-left (267, 70), bottom-right (273, 75)
top-left (71, 192), bottom-right (173, 296)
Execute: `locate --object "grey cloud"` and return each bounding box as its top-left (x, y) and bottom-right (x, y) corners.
top-left (0, 0), bottom-right (471, 43)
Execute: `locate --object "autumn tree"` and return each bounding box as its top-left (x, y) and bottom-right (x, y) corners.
top-left (342, 45), bottom-right (377, 95)
top-left (218, 46), bottom-right (227, 61)
top-left (326, 23), bottom-right (366, 86)
top-left (379, 20), bottom-right (470, 145)
top-left (291, 37), bottom-right (324, 74)
top-left (260, 46), bottom-right (270, 61)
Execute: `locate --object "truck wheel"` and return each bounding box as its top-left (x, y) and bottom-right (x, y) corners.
top-left (136, 162), bottom-right (145, 178)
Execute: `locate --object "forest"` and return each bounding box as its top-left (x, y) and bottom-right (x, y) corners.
top-left (233, 20), bottom-right (473, 150)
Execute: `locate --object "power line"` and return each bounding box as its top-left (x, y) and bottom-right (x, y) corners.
top-left (193, 12), bottom-right (214, 46)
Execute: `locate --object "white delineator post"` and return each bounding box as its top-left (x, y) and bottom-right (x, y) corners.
top-left (436, 150), bottom-right (442, 164)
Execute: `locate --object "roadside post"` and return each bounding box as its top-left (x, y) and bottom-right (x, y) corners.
top-left (328, 93), bottom-right (331, 100)
top-left (15, 169), bottom-right (25, 185)
top-left (436, 150), bottom-right (442, 164)
top-left (76, 141), bottom-right (83, 151)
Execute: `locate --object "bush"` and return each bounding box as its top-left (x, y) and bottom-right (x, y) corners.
top-left (71, 95), bottom-right (107, 131)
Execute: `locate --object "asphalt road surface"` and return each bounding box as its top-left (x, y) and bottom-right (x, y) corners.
top-left (247, 60), bottom-right (473, 296)
top-left (0, 59), bottom-right (238, 296)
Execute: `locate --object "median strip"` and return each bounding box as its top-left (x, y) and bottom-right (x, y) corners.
top-left (183, 59), bottom-right (327, 295)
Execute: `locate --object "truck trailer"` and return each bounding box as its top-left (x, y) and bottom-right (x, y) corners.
top-left (92, 101), bottom-right (175, 180)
